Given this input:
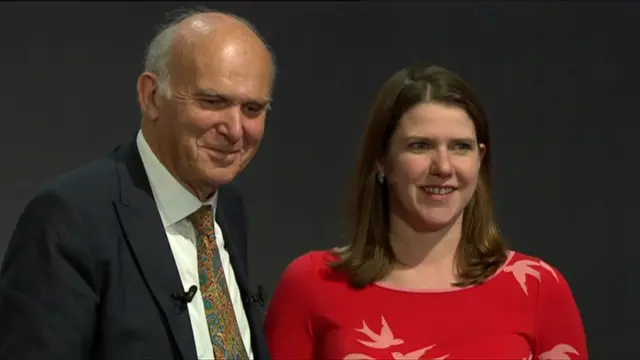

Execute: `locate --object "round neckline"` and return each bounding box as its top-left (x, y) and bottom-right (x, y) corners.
top-left (372, 251), bottom-right (515, 294)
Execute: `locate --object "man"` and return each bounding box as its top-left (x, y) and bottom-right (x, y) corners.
top-left (0, 9), bottom-right (275, 360)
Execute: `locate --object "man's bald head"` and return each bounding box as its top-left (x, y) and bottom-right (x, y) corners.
top-left (137, 9), bottom-right (275, 201)
top-left (144, 9), bottom-right (276, 98)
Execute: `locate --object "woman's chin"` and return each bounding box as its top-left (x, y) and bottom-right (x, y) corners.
top-left (415, 210), bottom-right (461, 231)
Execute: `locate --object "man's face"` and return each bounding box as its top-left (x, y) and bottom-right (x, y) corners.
top-left (155, 38), bottom-right (273, 195)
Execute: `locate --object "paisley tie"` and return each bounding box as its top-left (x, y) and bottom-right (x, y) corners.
top-left (188, 205), bottom-right (249, 359)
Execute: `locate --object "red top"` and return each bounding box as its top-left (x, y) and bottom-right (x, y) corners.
top-left (264, 250), bottom-right (588, 360)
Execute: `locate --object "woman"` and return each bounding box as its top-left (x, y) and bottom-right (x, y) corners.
top-left (264, 63), bottom-right (588, 359)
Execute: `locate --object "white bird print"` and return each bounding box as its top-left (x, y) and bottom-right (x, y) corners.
top-left (538, 344), bottom-right (580, 359)
top-left (538, 260), bottom-right (559, 282)
top-left (355, 316), bottom-right (404, 349)
top-left (503, 259), bottom-right (542, 295)
top-left (391, 345), bottom-right (434, 359)
top-left (343, 353), bottom-right (375, 360)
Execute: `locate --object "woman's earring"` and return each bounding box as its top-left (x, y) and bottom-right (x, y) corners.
top-left (376, 172), bottom-right (385, 184)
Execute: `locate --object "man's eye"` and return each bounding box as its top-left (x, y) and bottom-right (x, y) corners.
top-left (199, 97), bottom-right (229, 110)
top-left (203, 98), bottom-right (225, 105)
top-left (244, 104), bottom-right (264, 113)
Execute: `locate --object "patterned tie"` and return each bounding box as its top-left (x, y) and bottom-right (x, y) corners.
top-left (188, 205), bottom-right (249, 360)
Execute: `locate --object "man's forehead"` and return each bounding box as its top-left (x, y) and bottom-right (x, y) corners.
top-left (171, 31), bottom-right (274, 103)
top-left (191, 55), bottom-right (272, 92)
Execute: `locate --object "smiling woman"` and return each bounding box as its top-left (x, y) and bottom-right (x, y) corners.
top-left (264, 62), bottom-right (588, 360)
top-left (335, 63), bottom-right (502, 289)
top-left (381, 102), bottom-right (485, 239)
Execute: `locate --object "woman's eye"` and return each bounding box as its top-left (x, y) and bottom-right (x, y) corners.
top-left (410, 142), bottom-right (430, 149)
top-left (454, 143), bottom-right (472, 151)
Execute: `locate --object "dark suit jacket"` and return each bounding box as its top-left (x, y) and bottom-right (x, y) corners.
top-left (0, 139), bottom-right (270, 360)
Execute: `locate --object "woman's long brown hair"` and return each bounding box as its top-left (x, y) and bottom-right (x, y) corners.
top-left (330, 63), bottom-right (508, 289)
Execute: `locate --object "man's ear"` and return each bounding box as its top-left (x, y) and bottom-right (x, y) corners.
top-left (137, 72), bottom-right (161, 121)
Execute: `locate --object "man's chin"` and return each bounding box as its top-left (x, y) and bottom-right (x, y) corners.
top-left (203, 166), bottom-right (242, 186)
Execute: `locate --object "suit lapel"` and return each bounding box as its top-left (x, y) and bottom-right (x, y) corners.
top-left (112, 141), bottom-right (197, 360)
top-left (215, 190), bottom-right (250, 300)
top-left (216, 189), bottom-right (271, 360)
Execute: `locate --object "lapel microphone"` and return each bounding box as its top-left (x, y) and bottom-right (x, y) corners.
top-left (243, 285), bottom-right (266, 307)
top-left (172, 284), bottom-right (265, 309)
top-left (172, 285), bottom-right (198, 308)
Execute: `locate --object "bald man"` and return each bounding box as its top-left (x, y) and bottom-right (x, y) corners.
top-left (0, 10), bottom-right (274, 360)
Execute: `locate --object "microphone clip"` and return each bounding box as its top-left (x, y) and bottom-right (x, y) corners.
top-left (172, 285), bottom-right (198, 310)
top-left (244, 285), bottom-right (267, 307)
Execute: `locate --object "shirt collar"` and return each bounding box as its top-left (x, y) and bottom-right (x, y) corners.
top-left (136, 130), bottom-right (217, 228)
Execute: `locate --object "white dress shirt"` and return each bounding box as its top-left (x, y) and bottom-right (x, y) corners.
top-left (136, 130), bottom-right (253, 360)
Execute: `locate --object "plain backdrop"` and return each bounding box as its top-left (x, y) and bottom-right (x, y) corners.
top-left (1, 1), bottom-right (638, 358)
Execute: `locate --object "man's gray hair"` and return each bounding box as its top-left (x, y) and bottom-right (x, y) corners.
top-left (143, 7), bottom-right (276, 98)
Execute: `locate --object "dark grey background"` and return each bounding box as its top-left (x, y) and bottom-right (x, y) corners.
top-left (1, 1), bottom-right (637, 358)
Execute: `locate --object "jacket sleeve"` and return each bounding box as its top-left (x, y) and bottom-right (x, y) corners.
top-left (0, 190), bottom-right (98, 360)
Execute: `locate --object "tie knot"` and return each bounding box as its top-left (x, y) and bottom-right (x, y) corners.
top-left (187, 205), bottom-right (214, 234)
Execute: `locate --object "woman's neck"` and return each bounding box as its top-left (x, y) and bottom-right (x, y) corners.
top-left (382, 212), bottom-right (464, 290)
top-left (388, 212), bottom-right (463, 269)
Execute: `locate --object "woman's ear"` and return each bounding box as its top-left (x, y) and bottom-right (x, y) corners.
top-left (376, 156), bottom-right (386, 175)
top-left (478, 143), bottom-right (486, 170)
top-left (375, 159), bottom-right (386, 184)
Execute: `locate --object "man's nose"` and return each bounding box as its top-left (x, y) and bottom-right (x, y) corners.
top-left (218, 107), bottom-right (243, 143)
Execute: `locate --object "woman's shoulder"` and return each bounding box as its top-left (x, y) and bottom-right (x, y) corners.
top-left (500, 250), bottom-right (572, 294)
top-left (278, 248), bottom-right (344, 285)
top-left (505, 250), bottom-right (564, 274)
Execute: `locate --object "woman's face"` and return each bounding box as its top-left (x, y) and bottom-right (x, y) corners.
top-left (381, 102), bottom-right (485, 230)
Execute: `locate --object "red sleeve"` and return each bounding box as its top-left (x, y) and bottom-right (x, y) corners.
top-left (534, 261), bottom-right (588, 360)
top-left (264, 252), bottom-right (318, 360)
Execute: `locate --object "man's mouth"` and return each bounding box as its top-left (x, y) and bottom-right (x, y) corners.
top-left (207, 147), bottom-right (241, 155)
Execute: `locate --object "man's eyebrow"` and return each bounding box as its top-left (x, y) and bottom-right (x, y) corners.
top-left (195, 89), bottom-right (272, 105)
